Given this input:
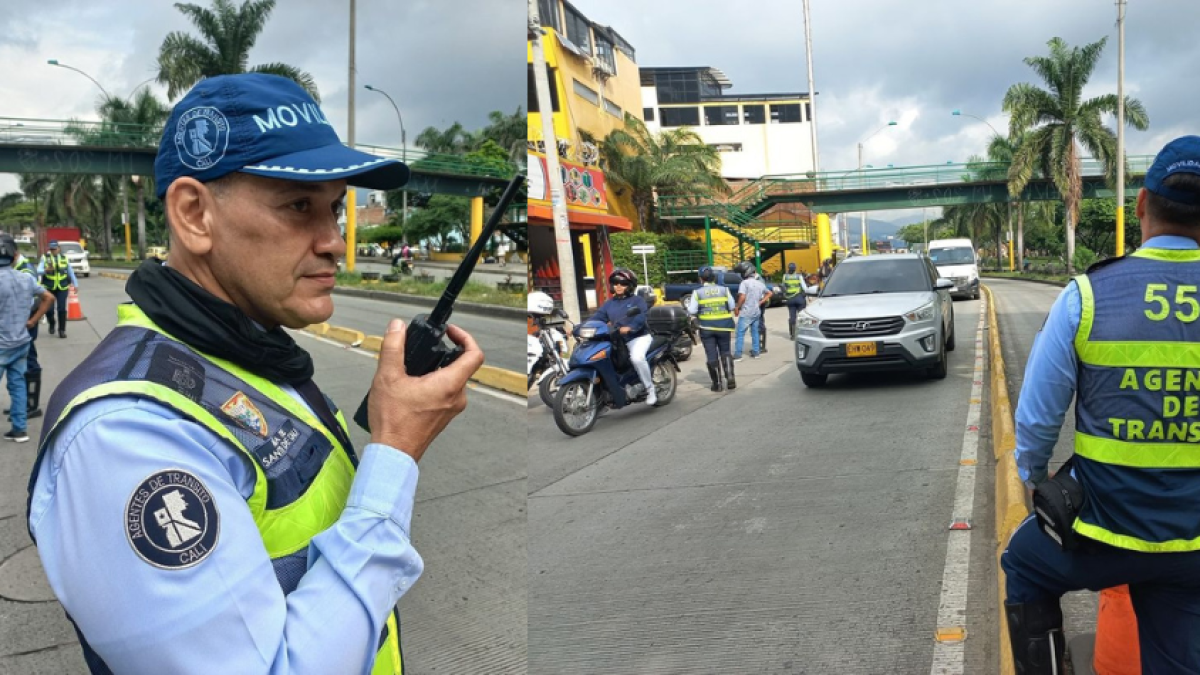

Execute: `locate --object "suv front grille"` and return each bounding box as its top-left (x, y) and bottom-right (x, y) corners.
top-left (819, 316), bottom-right (905, 339)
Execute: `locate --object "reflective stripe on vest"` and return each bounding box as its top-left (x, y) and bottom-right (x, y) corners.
top-left (1071, 249), bottom-right (1200, 552)
top-left (32, 304), bottom-right (404, 672)
top-left (782, 273), bottom-right (803, 298)
top-left (696, 284), bottom-right (735, 332)
top-left (42, 254), bottom-right (70, 291)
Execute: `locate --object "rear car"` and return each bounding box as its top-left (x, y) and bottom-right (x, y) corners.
top-left (927, 238), bottom-right (979, 300)
top-left (56, 240), bottom-right (90, 278)
top-left (794, 254), bottom-right (955, 387)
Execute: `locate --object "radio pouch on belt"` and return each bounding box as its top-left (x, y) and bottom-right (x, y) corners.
top-left (1033, 455), bottom-right (1086, 551)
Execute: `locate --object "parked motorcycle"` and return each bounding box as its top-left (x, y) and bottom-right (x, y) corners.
top-left (552, 305), bottom-right (684, 437)
top-left (528, 292), bottom-right (570, 407)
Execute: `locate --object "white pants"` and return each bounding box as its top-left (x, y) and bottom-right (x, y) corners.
top-left (627, 334), bottom-right (653, 390)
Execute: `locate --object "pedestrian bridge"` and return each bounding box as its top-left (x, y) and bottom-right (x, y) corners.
top-left (0, 116), bottom-right (516, 197)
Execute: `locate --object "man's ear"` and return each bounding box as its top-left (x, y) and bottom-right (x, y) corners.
top-left (165, 177), bottom-right (217, 256)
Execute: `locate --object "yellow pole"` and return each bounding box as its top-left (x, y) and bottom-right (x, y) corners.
top-left (124, 221), bottom-right (132, 261)
top-left (1116, 208), bottom-right (1125, 257)
top-left (816, 213), bottom-right (832, 265)
top-left (346, 187), bottom-right (357, 272)
top-left (469, 196), bottom-right (484, 247)
top-left (1008, 238), bottom-right (1014, 272)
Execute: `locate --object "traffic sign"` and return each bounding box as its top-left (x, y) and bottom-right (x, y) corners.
top-left (631, 245), bottom-right (656, 255)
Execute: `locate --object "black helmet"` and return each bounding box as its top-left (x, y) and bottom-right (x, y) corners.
top-left (787, 262), bottom-right (797, 273)
top-left (734, 261), bottom-right (756, 279)
top-left (0, 234), bottom-right (16, 266)
top-left (698, 266), bottom-right (715, 282)
top-left (608, 268), bottom-right (637, 296)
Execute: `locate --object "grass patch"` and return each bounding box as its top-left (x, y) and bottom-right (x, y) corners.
top-left (983, 271), bottom-right (1070, 284)
top-left (335, 272), bottom-right (523, 308)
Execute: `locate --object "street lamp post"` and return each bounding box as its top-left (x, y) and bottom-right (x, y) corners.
top-left (1116, 0), bottom-right (1128, 257)
top-left (858, 121), bottom-right (897, 255)
top-left (953, 109), bottom-right (1015, 270)
top-left (364, 84), bottom-right (408, 232)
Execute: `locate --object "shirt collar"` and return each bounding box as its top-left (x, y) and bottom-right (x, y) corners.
top-left (1143, 235), bottom-right (1200, 250)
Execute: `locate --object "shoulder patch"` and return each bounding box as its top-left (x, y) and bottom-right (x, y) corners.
top-left (220, 391), bottom-right (269, 438)
top-left (125, 469), bottom-right (220, 570)
top-left (1085, 255), bottom-right (1125, 274)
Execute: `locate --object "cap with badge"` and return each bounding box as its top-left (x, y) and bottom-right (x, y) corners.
top-left (48, 240), bottom-right (59, 249)
top-left (1145, 135), bottom-right (1200, 206)
top-left (154, 73), bottom-right (410, 199)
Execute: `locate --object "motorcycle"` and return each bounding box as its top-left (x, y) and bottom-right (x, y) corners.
top-left (637, 286), bottom-right (697, 361)
top-left (528, 309), bottom-right (571, 407)
top-left (552, 306), bottom-right (683, 437)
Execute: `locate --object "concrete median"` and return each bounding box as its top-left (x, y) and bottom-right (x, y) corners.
top-left (983, 284), bottom-right (1029, 675)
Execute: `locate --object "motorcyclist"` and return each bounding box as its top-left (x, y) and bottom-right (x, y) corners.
top-left (685, 266), bottom-right (736, 392)
top-left (588, 268), bottom-right (656, 405)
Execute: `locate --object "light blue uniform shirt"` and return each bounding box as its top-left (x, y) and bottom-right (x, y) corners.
top-left (29, 386), bottom-right (422, 674)
top-left (0, 267), bottom-right (46, 348)
top-left (1015, 235), bottom-right (1199, 486)
top-left (36, 254), bottom-right (79, 286)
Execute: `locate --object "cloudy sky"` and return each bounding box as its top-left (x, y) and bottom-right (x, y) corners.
top-left (569, 0), bottom-right (1199, 220)
top-left (0, 0), bottom-right (523, 195)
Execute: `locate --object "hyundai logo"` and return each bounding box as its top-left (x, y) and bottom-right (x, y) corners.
top-left (854, 321), bottom-right (871, 331)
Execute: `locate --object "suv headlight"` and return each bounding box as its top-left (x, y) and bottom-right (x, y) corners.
top-left (904, 302), bottom-right (936, 323)
top-left (796, 311), bottom-right (820, 329)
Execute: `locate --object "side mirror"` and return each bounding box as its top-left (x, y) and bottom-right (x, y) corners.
top-left (554, 308), bottom-right (569, 319)
top-left (935, 278), bottom-right (955, 290)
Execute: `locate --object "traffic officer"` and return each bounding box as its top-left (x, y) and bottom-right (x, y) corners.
top-left (1001, 135), bottom-right (1200, 673)
top-left (27, 74), bottom-right (483, 674)
top-left (781, 262), bottom-right (818, 340)
top-left (37, 240), bottom-right (77, 338)
top-left (686, 266), bottom-right (737, 391)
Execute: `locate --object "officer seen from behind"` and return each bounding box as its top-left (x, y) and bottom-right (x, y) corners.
top-left (781, 262), bottom-right (818, 340)
top-left (686, 266), bottom-right (736, 392)
top-left (37, 240), bottom-right (77, 338)
top-left (1001, 135), bottom-right (1200, 673)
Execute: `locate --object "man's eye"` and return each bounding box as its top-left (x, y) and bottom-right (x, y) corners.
top-left (290, 200), bottom-right (311, 213)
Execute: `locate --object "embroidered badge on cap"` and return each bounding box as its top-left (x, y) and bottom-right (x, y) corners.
top-left (221, 391), bottom-right (269, 438)
top-left (174, 106), bottom-right (230, 171)
top-left (125, 469), bottom-right (220, 570)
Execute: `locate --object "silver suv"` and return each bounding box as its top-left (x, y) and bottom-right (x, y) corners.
top-left (794, 253), bottom-right (955, 387)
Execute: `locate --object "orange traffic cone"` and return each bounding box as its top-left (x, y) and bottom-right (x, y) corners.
top-left (1094, 585), bottom-right (1140, 674)
top-left (66, 287), bottom-right (85, 321)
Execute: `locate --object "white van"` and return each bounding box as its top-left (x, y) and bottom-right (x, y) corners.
top-left (927, 238), bottom-right (979, 300)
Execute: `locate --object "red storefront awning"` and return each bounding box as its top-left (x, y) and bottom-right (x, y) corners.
top-left (528, 203), bottom-right (633, 231)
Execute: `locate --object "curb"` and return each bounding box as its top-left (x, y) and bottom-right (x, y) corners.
top-left (983, 284), bottom-right (1028, 675)
top-left (981, 274), bottom-right (1069, 288)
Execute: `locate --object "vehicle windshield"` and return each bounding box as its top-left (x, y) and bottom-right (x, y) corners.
top-left (57, 242), bottom-right (83, 255)
top-left (822, 259), bottom-right (930, 296)
top-left (928, 247), bottom-right (974, 266)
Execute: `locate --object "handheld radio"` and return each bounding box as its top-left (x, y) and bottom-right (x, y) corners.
top-left (353, 173), bottom-right (525, 432)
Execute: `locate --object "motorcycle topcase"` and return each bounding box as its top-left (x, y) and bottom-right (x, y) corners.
top-left (647, 305), bottom-right (689, 335)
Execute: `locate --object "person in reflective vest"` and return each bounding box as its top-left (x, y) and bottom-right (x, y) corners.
top-left (686, 266), bottom-right (737, 391)
top-left (782, 262), bottom-right (818, 340)
top-left (1001, 135), bottom-right (1200, 674)
top-left (26, 73), bottom-right (484, 674)
top-left (37, 240), bottom-right (77, 339)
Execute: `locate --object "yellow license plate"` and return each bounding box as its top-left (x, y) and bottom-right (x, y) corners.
top-left (846, 342), bottom-right (877, 357)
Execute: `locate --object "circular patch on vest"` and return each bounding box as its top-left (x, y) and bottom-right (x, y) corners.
top-left (125, 469), bottom-right (220, 570)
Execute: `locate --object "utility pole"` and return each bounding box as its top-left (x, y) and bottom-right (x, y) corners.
top-left (345, 0), bottom-right (358, 272)
top-left (802, 0), bottom-right (820, 175)
top-left (529, 0), bottom-right (581, 322)
top-left (1115, 0), bottom-right (1127, 257)
top-left (858, 142), bottom-right (867, 256)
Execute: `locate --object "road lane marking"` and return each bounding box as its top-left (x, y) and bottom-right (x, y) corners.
top-left (930, 296), bottom-right (987, 674)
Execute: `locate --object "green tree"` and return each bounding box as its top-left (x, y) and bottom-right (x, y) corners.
top-left (100, 90), bottom-right (170, 258)
top-left (415, 122), bottom-right (472, 154)
top-left (404, 195), bottom-right (470, 250)
top-left (599, 113), bottom-right (728, 232)
top-left (18, 174), bottom-right (52, 235)
top-left (476, 108), bottom-right (525, 163)
top-left (1077, 197), bottom-right (1140, 256)
top-left (610, 232), bottom-right (667, 288)
top-left (156, 0), bottom-right (320, 102)
top-left (1003, 36), bottom-right (1150, 275)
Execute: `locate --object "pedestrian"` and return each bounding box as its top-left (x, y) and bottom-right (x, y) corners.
top-left (0, 234), bottom-right (55, 442)
top-left (781, 262), bottom-right (819, 340)
top-left (26, 73), bottom-right (484, 674)
top-left (755, 270), bottom-right (772, 354)
top-left (497, 237), bottom-right (509, 267)
top-left (7, 246), bottom-right (45, 419)
top-left (685, 266), bottom-right (736, 392)
top-left (732, 261), bottom-right (770, 361)
top-left (1000, 135), bottom-right (1200, 673)
top-left (589, 268), bottom-right (656, 405)
top-left (37, 240), bottom-right (77, 338)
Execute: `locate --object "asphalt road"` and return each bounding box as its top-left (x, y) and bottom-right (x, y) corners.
top-left (0, 277), bottom-right (526, 674)
top-left (986, 277), bottom-right (1097, 639)
top-left (527, 302), bottom-right (999, 673)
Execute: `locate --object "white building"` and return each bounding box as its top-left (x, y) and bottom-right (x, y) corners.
top-left (640, 66), bottom-right (815, 179)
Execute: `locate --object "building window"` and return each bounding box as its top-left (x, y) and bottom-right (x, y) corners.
top-left (660, 106), bottom-right (700, 127)
top-left (528, 64), bottom-right (560, 113)
top-left (805, 102), bottom-right (812, 123)
top-left (708, 143), bottom-right (743, 152)
top-left (770, 103), bottom-right (802, 123)
top-left (594, 35), bottom-right (617, 74)
top-left (742, 104), bottom-right (765, 124)
top-left (613, 34), bottom-right (636, 63)
top-left (643, 107), bottom-right (656, 122)
top-left (654, 71), bottom-right (698, 104)
top-left (537, 0), bottom-right (559, 30)
top-left (563, 5), bottom-right (591, 56)
top-left (573, 79), bottom-right (599, 105)
top-left (603, 98), bottom-right (622, 119)
top-left (704, 105), bottom-right (739, 126)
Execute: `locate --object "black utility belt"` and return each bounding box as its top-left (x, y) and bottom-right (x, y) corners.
top-left (1033, 455), bottom-right (1086, 551)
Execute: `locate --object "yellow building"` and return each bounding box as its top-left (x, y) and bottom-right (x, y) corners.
top-left (528, 0), bottom-right (641, 309)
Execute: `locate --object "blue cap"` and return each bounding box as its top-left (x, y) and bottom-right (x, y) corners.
top-left (48, 240), bottom-right (58, 248)
top-left (1145, 135), bottom-right (1200, 205)
top-left (154, 73), bottom-right (410, 199)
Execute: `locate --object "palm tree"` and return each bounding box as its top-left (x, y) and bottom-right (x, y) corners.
top-left (100, 90), bottom-right (170, 259)
top-left (478, 108), bottom-right (525, 162)
top-left (1003, 37), bottom-right (1149, 276)
top-left (156, 0), bottom-right (319, 102)
top-left (415, 122), bottom-right (472, 155)
top-left (599, 113), bottom-right (728, 231)
top-left (19, 174), bottom-right (53, 245)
